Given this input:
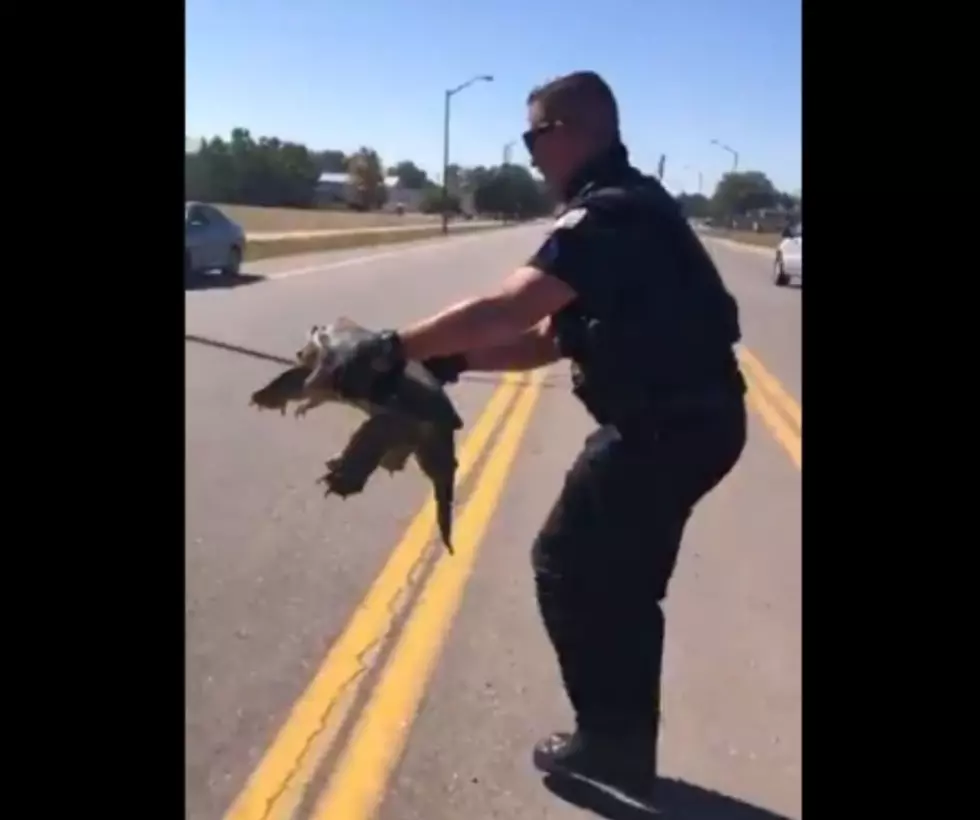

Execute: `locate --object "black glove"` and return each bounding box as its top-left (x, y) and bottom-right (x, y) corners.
top-left (422, 353), bottom-right (468, 384)
top-left (331, 329), bottom-right (406, 400)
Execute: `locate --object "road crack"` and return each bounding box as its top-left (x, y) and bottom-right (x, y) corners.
top-left (258, 539), bottom-right (439, 820)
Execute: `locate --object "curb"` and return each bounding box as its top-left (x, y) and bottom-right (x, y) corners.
top-left (246, 221), bottom-right (500, 243)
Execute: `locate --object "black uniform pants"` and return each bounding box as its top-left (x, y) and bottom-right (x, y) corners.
top-left (531, 399), bottom-right (747, 741)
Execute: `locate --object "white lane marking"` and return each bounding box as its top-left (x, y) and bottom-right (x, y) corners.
top-left (256, 225), bottom-right (542, 282)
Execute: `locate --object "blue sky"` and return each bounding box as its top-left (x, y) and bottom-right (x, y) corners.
top-left (186, 0), bottom-right (800, 196)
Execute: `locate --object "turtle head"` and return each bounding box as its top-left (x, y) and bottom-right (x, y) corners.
top-left (296, 325), bottom-right (326, 366)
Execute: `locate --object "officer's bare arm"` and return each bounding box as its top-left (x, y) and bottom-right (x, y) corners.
top-left (462, 317), bottom-right (562, 372)
top-left (397, 266), bottom-right (577, 361)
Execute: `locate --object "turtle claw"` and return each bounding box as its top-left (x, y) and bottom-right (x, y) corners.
top-left (295, 401), bottom-right (315, 419)
top-left (315, 473), bottom-right (335, 497)
top-left (315, 456), bottom-right (364, 498)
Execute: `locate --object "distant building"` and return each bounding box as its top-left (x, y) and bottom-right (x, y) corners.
top-left (315, 172), bottom-right (424, 212)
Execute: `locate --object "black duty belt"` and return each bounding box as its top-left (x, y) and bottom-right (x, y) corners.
top-left (612, 384), bottom-right (745, 437)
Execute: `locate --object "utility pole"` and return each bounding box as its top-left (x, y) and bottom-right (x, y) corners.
top-left (440, 74), bottom-right (494, 234)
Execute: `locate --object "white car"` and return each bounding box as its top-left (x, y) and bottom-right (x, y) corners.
top-left (185, 202), bottom-right (246, 278)
top-left (773, 224), bottom-right (802, 287)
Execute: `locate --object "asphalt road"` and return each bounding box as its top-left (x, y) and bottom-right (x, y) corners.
top-left (185, 226), bottom-right (801, 820)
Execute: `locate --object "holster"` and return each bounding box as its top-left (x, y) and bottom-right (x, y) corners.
top-left (570, 365), bottom-right (612, 425)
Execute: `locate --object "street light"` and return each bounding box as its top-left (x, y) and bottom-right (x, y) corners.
top-left (502, 140), bottom-right (515, 165)
top-left (441, 74), bottom-right (494, 234)
top-left (710, 138), bottom-right (739, 172)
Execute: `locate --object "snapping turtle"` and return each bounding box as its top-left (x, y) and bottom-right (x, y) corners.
top-left (249, 318), bottom-right (462, 551)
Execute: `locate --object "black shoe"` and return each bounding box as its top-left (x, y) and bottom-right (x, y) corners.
top-left (533, 730), bottom-right (657, 810)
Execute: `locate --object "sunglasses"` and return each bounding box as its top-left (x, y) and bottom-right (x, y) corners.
top-left (522, 120), bottom-right (563, 153)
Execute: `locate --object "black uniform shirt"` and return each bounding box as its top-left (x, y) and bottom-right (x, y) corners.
top-left (527, 147), bottom-right (645, 324)
top-left (527, 142), bottom-right (742, 398)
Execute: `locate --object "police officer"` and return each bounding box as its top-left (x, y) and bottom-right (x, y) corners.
top-left (324, 70), bottom-right (747, 806)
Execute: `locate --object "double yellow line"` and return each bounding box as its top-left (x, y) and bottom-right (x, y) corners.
top-left (224, 369), bottom-right (546, 820)
top-left (738, 346), bottom-right (802, 469)
top-left (223, 348), bottom-right (798, 820)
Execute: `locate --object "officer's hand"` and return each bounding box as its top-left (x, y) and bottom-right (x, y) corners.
top-left (329, 329), bottom-right (406, 401)
top-left (422, 353), bottom-right (468, 384)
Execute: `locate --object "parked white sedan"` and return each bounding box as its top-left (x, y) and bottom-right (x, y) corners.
top-left (773, 224), bottom-right (802, 287)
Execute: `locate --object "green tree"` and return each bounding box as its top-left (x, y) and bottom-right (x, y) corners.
top-left (675, 192), bottom-right (711, 218)
top-left (184, 128), bottom-right (446, 212)
top-left (185, 128), bottom-right (318, 208)
top-left (313, 150), bottom-right (347, 173)
top-left (193, 136), bottom-right (237, 202)
top-left (711, 171), bottom-right (778, 217)
top-left (473, 164), bottom-right (552, 220)
top-left (274, 140), bottom-right (319, 207)
top-left (420, 188), bottom-right (460, 215)
top-left (389, 160), bottom-right (429, 189)
top-left (346, 146), bottom-right (386, 210)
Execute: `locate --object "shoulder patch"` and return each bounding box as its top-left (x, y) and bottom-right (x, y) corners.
top-left (536, 234), bottom-right (559, 266)
top-left (552, 207), bottom-right (587, 231)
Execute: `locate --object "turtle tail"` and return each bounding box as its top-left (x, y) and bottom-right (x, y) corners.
top-left (414, 427), bottom-right (457, 553)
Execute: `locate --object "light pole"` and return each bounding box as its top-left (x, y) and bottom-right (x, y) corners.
top-left (441, 74), bottom-right (493, 234)
top-left (502, 140), bottom-right (515, 165)
top-left (710, 139), bottom-right (739, 173)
